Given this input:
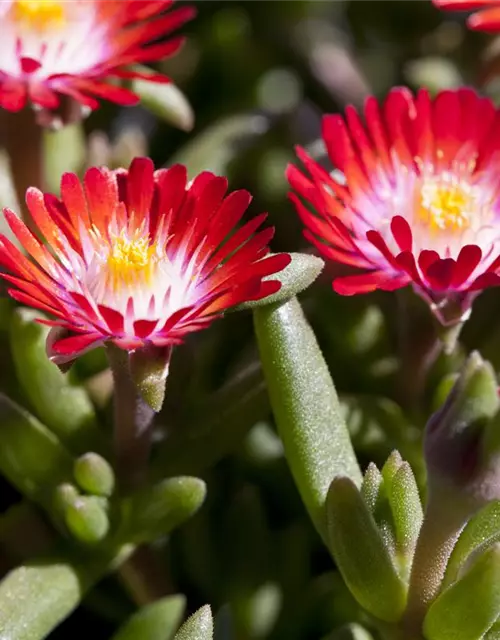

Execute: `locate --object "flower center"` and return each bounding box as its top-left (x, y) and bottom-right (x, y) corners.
top-left (106, 234), bottom-right (157, 293)
top-left (417, 176), bottom-right (475, 234)
top-left (12, 0), bottom-right (66, 30)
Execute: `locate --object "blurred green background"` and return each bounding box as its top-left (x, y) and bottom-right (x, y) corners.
top-left (0, 1), bottom-right (498, 638)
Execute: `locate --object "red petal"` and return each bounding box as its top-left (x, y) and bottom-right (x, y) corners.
top-left (49, 333), bottom-right (103, 358)
top-left (333, 271), bottom-right (408, 295)
top-left (451, 245), bottom-right (482, 287)
top-left (391, 216), bottom-right (413, 252)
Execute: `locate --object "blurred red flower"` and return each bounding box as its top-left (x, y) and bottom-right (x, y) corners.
top-left (0, 0), bottom-right (195, 112)
top-left (433, 0), bottom-right (500, 31)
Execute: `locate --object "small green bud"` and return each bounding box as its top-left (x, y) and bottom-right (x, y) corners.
top-left (74, 453), bottom-right (115, 497)
top-left (65, 496), bottom-right (110, 544)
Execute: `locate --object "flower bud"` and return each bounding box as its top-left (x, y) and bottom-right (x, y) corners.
top-left (424, 351), bottom-right (500, 506)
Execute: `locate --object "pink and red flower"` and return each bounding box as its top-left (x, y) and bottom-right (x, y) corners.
top-left (287, 88), bottom-right (500, 325)
top-left (0, 0), bottom-right (195, 112)
top-left (0, 157), bottom-right (290, 362)
top-left (433, 0), bottom-right (500, 31)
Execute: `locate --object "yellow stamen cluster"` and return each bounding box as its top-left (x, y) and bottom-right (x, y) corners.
top-left (106, 234), bottom-right (157, 292)
top-left (12, 0), bottom-right (66, 30)
top-left (418, 177), bottom-right (475, 234)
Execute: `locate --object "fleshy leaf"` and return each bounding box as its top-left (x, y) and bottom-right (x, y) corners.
top-left (0, 394), bottom-right (74, 510)
top-left (118, 477), bottom-right (206, 544)
top-left (111, 595), bottom-right (186, 640)
top-left (424, 544), bottom-right (500, 640)
top-left (235, 253), bottom-right (324, 310)
top-left (0, 547), bottom-right (132, 640)
top-left (254, 296), bottom-right (361, 542)
top-left (444, 501), bottom-right (500, 589)
top-left (131, 68), bottom-right (194, 132)
top-left (174, 605), bottom-right (213, 640)
top-left (10, 308), bottom-right (101, 452)
top-left (73, 452), bottom-right (115, 497)
top-left (326, 477), bottom-right (407, 623)
top-left (64, 495), bottom-right (110, 545)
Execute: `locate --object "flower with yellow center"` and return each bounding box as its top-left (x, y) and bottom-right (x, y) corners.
top-left (0, 0), bottom-right (196, 112)
top-left (288, 87), bottom-right (500, 325)
top-left (0, 157), bottom-right (290, 363)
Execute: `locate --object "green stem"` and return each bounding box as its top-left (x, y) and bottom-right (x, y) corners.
top-left (105, 344), bottom-right (155, 493)
top-left (0, 108), bottom-right (43, 229)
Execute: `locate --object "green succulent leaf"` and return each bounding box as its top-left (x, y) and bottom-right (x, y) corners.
top-left (326, 477), bottom-right (407, 623)
top-left (424, 544), bottom-right (500, 640)
top-left (0, 547), bottom-right (132, 640)
top-left (235, 253), bottom-right (323, 311)
top-left (174, 605), bottom-right (213, 640)
top-left (131, 67), bottom-right (194, 131)
top-left (0, 394), bottom-right (74, 509)
top-left (43, 122), bottom-right (86, 193)
top-left (254, 296), bottom-right (361, 542)
top-left (389, 462), bottom-right (423, 560)
top-left (10, 308), bottom-right (101, 453)
top-left (111, 595), bottom-right (186, 640)
top-left (64, 495), bottom-right (110, 545)
top-left (73, 453), bottom-right (115, 498)
top-left (119, 477), bottom-right (206, 544)
top-left (444, 501), bottom-right (500, 589)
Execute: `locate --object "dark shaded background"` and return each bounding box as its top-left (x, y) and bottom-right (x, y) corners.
top-left (1, 2), bottom-right (498, 639)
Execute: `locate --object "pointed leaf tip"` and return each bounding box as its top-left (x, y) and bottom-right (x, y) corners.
top-left (175, 605), bottom-right (213, 640)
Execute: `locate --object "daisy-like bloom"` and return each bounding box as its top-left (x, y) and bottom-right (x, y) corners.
top-left (0, 0), bottom-right (195, 112)
top-left (433, 0), bottom-right (500, 31)
top-left (287, 88), bottom-right (500, 325)
top-left (0, 157), bottom-right (290, 362)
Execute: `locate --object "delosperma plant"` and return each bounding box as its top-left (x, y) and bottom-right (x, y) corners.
top-left (3, 1), bottom-right (500, 639)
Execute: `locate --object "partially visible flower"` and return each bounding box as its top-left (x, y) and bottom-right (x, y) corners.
top-left (433, 0), bottom-right (500, 32)
top-left (0, 0), bottom-right (195, 112)
top-left (0, 157), bottom-right (290, 362)
top-left (287, 88), bottom-right (500, 325)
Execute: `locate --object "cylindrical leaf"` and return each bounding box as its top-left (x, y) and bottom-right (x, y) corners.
top-left (73, 453), bottom-right (115, 497)
top-left (424, 544), bottom-right (500, 640)
top-left (0, 394), bottom-right (74, 509)
top-left (175, 605), bottom-right (213, 640)
top-left (254, 297), bottom-right (361, 541)
top-left (10, 308), bottom-right (101, 452)
top-left (111, 595), bottom-right (186, 640)
top-left (236, 253), bottom-right (324, 311)
top-left (119, 477), bottom-right (206, 543)
top-left (326, 477), bottom-right (407, 623)
top-left (64, 496), bottom-right (110, 544)
top-left (0, 548), bottom-right (131, 640)
top-left (131, 69), bottom-right (194, 132)
top-left (389, 463), bottom-right (423, 558)
top-left (444, 500), bottom-right (500, 588)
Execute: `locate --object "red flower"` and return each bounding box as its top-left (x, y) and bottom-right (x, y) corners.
top-left (287, 88), bottom-right (500, 325)
top-left (433, 0), bottom-right (500, 31)
top-left (0, 0), bottom-right (195, 112)
top-left (0, 157), bottom-right (290, 362)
